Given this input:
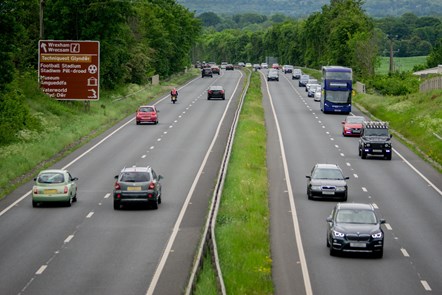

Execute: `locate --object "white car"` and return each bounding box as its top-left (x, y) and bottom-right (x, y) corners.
top-left (314, 89), bottom-right (322, 101)
top-left (305, 78), bottom-right (319, 92)
top-left (261, 63), bottom-right (268, 69)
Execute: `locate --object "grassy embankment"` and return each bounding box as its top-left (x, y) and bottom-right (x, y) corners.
top-left (376, 56), bottom-right (427, 74)
top-left (194, 71), bottom-right (273, 294)
top-left (0, 70), bottom-right (199, 199)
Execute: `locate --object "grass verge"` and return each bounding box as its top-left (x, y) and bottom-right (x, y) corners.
top-left (353, 89), bottom-right (442, 171)
top-left (195, 71), bottom-right (273, 294)
top-left (0, 69), bottom-right (199, 199)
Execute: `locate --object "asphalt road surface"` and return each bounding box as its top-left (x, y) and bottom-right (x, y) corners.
top-left (264, 69), bottom-right (442, 295)
top-left (0, 69), bottom-right (244, 295)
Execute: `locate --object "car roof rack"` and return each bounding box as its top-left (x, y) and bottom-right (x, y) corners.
top-left (363, 121), bottom-right (389, 129)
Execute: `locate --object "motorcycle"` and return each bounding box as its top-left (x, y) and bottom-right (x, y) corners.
top-left (171, 94), bottom-right (177, 104)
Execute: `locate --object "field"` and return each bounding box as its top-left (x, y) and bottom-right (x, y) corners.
top-left (376, 56), bottom-right (427, 74)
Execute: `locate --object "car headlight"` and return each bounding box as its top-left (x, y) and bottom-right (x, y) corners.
top-left (385, 143), bottom-right (390, 147)
top-left (311, 185), bottom-right (321, 190)
top-left (333, 230), bottom-right (345, 238)
top-left (372, 232), bottom-right (383, 238)
top-left (365, 143), bottom-right (371, 147)
top-left (335, 186), bottom-right (346, 192)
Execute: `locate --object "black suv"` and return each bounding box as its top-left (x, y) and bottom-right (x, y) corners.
top-left (358, 121), bottom-right (392, 160)
top-left (113, 166), bottom-right (163, 210)
top-left (202, 68), bottom-right (213, 78)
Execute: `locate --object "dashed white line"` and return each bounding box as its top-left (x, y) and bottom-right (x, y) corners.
top-left (421, 280), bottom-right (432, 291)
top-left (330, 138), bottom-right (334, 141)
top-left (86, 212), bottom-right (94, 218)
top-left (362, 187), bottom-right (368, 192)
top-left (372, 203), bottom-right (379, 209)
top-left (385, 223), bottom-right (392, 230)
top-left (36, 265), bottom-right (47, 275)
top-left (150, 146), bottom-right (154, 150)
top-left (346, 162), bottom-right (351, 166)
top-left (326, 131), bottom-right (330, 134)
top-left (104, 193), bottom-right (110, 199)
top-left (353, 173), bottom-right (358, 178)
top-left (169, 125), bottom-right (173, 128)
top-left (340, 153), bottom-right (345, 157)
top-left (157, 138), bottom-right (161, 142)
top-left (335, 145), bottom-right (340, 148)
top-left (64, 235), bottom-right (74, 243)
top-left (142, 155), bottom-right (147, 158)
top-left (174, 120), bottom-right (178, 123)
top-left (401, 248), bottom-right (410, 257)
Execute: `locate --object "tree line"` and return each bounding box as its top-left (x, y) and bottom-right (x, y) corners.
top-left (0, 0), bottom-right (201, 145)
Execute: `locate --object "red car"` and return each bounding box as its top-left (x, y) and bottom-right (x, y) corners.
top-left (211, 65), bottom-right (220, 75)
top-left (342, 115), bottom-right (364, 136)
top-left (136, 105), bottom-right (158, 125)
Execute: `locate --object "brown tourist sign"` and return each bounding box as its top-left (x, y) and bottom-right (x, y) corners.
top-left (38, 40), bottom-right (100, 101)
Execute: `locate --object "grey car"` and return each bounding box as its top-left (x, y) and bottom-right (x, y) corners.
top-left (299, 74), bottom-right (309, 86)
top-left (113, 166), bottom-right (163, 210)
top-left (306, 164), bottom-right (349, 201)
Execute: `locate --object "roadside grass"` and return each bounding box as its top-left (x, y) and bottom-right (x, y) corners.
top-left (376, 56), bottom-right (427, 74)
top-left (0, 69), bottom-right (199, 199)
top-left (197, 71), bottom-right (272, 294)
top-left (353, 89), bottom-right (442, 171)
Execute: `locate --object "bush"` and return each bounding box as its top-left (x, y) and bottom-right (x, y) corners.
top-left (366, 72), bottom-right (420, 95)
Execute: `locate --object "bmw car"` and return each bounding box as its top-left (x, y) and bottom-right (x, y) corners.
top-left (326, 203), bottom-right (385, 258)
top-left (306, 164), bottom-right (349, 201)
top-left (32, 169), bottom-right (78, 207)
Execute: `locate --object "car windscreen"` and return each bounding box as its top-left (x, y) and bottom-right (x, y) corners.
top-left (120, 172), bottom-right (150, 182)
top-left (312, 168), bottom-right (343, 179)
top-left (364, 128), bottom-right (389, 137)
top-left (38, 172), bottom-right (65, 184)
top-left (139, 107), bottom-right (154, 112)
top-left (324, 90), bottom-right (351, 103)
top-left (347, 117), bottom-right (364, 124)
top-left (336, 209), bottom-right (377, 224)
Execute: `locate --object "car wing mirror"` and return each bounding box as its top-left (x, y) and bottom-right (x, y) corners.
top-left (390, 134), bottom-right (393, 138)
top-left (380, 218), bottom-right (386, 224)
top-left (158, 175), bottom-right (163, 180)
top-left (326, 216), bottom-right (333, 223)
top-left (72, 177), bottom-right (79, 181)
top-left (345, 176), bottom-right (350, 180)
top-left (306, 176), bottom-right (311, 179)
top-left (114, 175), bottom-right (119, 179)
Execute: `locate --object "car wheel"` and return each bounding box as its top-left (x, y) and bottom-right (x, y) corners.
top-left (65, 198), bottom-right (72, 207)
top-left (155, 120), bottom-right (159, 125)
top-left (326, 236), bottom-right (330, 247)
top-left (158, 193), bottom-right (162, 204)
top-left (136, 121), bottom-right (140, 125)
top-left (222, 95), bottom-right (225, 100)
top-left (385, 154), bottom-right (392, 160)
top-left (342, 192), bottom-right (347, 202)
top-left (73, 193), bottom-right (77, 202)
top-left (113, 200), bottom-right (120, 210)
top-left (32, 200), bottom-right (38, 208)
top-left (361, 151), bottom-right (367, 159)
top-left (207, 96), bottom-right (211, 100)
top-left (307, 189), bottom-right (312, 200)
top-left (329, 246), bottom-right (337, 256)
top-left (374, 249), bottom-right (383, 258)
top-left (151, 199), bottom-right (158, 210)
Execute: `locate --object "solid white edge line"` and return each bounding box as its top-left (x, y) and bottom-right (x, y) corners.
top-left (0, 77), bottom-right (200, 218)
top-left (393, 148), bottom-right (442, 196)
top-left (265, 73), bottom-right (313, 295)
top-left (145, 71), bottom-right (244, 295)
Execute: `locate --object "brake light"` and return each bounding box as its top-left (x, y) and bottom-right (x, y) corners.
top-left (220, 90), bottom-right (224, 94)
top-left (115, 182), bottom-right (121, 190)
top-left (208, 90), bottom-right (212, 94)
top-left (148, 182), bottom-right (155, 189)
top-left (64, 186), bottom-right (68, 194)
top-left (33, 187), bottom-right (38, 194)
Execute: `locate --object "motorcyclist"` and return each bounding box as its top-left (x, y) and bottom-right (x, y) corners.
top-left (170, 87), bottom-right (178, 103)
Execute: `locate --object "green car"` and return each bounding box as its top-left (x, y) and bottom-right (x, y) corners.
top-left (32, 169), bottom-right (78, 207)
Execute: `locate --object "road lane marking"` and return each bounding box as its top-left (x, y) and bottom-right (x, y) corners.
top-left (372, 203), bottom-right (379, 209)
top-left (353, 174), bottom-right (358, 178)
top-left (64, 235), bottom-right (74, 243)
top-left (421, 280), bottom-right (432, 291)
top-left (86, 212), bottom-right (94, 218)
top-left (36, 265), bottom-right (47, 275)
top-left (104, 193), bottom-right (110, 199)
top-left (340, 153), bottom-right (345, 157)
top-left (142, 155), bottom-right (147, 158)
top-left (385, 223), bottom-right (392, 230)
top-left (362, 187), bottom-right (368, 192)
top-left (401, 248), bottom-right (410, 257)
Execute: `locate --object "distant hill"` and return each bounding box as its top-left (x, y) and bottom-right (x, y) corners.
top-left (177, 0), bottom-right (442, 18)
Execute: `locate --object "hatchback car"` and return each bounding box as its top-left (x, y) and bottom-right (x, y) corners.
top-left (225, 64), bottom-right (234, 70)
top-left (202, 68), bottom-right (213, 78)
top-left (136, 105), bottom-right (158, 125)
top-left (307, 84), bottom-right (321, 97)
top-left (326, 202), bottom-right (385, 258)
top-left (282, 65), bottom-right (294, 73)
top-left (305, 78), bottom-right (319, 92)
top-left (342, 115), bottom-right (365, 136)
top-left (261, 63), bottom-right (268, 69)
top-left (208, 85), bottom-right (225, 100)
top-left (113, 166), bottom-right (163, 210)
top-left (267, 70), bottom-right (279, 81)
top-left (299, 74), bottom-right (310, 87)
top-left (306, 164), bottom-right (349, 201)
top-left (314, 88), bottom-right (322, 101)
top-left (32, 169), bottom-right (78, 207)
top-left (211, 65), bottom-right (220, 75)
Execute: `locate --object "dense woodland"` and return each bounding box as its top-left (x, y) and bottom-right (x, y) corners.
top-left (0, 0), bottom-right (441, 146)
top-left (178, 0), bottom-right (442, 18)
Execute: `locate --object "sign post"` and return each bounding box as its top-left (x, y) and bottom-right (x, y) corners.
top-left (38, 40), bottom-right (100, 101)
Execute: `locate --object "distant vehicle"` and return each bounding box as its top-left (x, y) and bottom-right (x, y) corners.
top-left (220, 62), bottom-right (228, 69)
top-left (358, 121), bottom-right (393, 160)
top-left (267, 70), bottom-right (279, 81)
top-left (245, 63), bottom-right (252, 68)
top-left (208, 85), bottom-right (225, 100)
top-left (253, 64), bottom-right (261, 70)
top-left (272, 63), bottom-right (280, 70)
top-left (321, 66), bottom-right (353, 114)
top-left (113, 166), bottom-right (163, 210)
top-left (342, 115), bottom-right (364, 136)
top-left (305, 78), bottom-right (319, 92)
top-left (225, 64), bottom-right (234, 70)
top-left (238, 62), bottom-right (245, 67)
top-left (282, 65), bottom-right (294, 73)
top-left (314, 89), bottom-right (322, 101)
top-left (292, 68), bottom-right (302, 80)
top-left (326, 202), bottom-right (385, 258)
top-left (307, 84), bottom-right (321, 97)
top-left (261, 63), bottom-right (268, 69)
top-left (306, 164), bottom-right (349, 201)
top-left (32, 169), bottom-right (78, 207)
top-left (299, 74), bottom-right (310, 87)
top-left (202, 68), bottom-right (213, 78)
top-left (136, 105), bottom-right (159, 125)
top-left (211, 65), bottom-right (220, 75)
